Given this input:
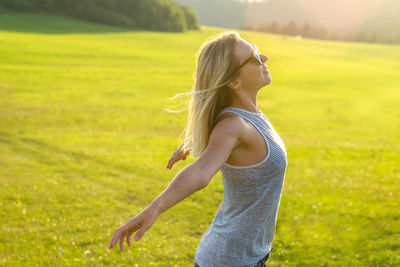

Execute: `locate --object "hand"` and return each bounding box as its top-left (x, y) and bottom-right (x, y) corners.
top-left (166, 145), bottom-right (190, 170)
top-left (109, 208), bottom-right (158, 252)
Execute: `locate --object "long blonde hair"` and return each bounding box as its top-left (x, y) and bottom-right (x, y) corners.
top-left (176, 31), bottom-right (242, 157)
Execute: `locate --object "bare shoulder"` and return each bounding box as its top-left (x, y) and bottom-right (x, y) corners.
top-left (193, 112), bottom-right (245, 179)
top-left (213, 112), bottom-right (247, 139)
top-left (192, 112), bottom-right (247, 187)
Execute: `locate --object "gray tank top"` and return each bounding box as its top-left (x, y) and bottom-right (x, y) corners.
top-left (194, 107), bottom-right (288, 267)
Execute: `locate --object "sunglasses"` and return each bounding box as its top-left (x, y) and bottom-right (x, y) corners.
top-left (234, 43), bottom-right (264, 72)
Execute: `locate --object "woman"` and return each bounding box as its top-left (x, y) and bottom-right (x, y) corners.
top-left (109, 31), bottom-right (288, 267)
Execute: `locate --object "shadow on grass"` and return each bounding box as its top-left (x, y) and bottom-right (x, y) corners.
top-left (0, 12), bottom-right (138, 34)
top-left (0, 130), bottom-right (162, 204)
top-left (0, 130), bottom-right (135, 176)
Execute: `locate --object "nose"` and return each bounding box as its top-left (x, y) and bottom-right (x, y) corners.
top-left (261, 54), bottom-right (268, 64)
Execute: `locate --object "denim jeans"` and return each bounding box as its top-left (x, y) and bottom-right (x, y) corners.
top-left (194, 247), bottom-right (273, 267)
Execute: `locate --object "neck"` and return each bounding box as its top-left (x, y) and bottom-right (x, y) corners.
top-left (230, 89), bottom-right (260, 113)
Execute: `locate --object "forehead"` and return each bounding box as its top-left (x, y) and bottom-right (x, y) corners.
top-left (234, 39), bottom-right (253, 61)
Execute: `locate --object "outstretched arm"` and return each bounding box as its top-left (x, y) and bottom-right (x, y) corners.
top-left (109, 115), bottom-right (243, 251)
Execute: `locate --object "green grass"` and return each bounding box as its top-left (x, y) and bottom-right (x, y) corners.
top-left (0, 12), bottom-right (399, 266)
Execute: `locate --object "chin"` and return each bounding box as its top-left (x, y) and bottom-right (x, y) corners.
top-left (264, 76), bottom-right (272, 86)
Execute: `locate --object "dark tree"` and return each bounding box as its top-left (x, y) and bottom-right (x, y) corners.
top-left (281, 20), bottom-right (298, 36)
top-left (0, 0), bottom-right (200, 32)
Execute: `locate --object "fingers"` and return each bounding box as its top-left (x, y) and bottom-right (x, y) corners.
top-left (134, 228), bottom-right (145, 242)
top-left (109, 230), bottom-right (120, 249)
top-left (182, 150), bottom-right (190, 161)
top-left (134, 220), bottom-right (152, 242)
top-left (166, 160), bottom-right (172, 170)
top-left (167, 149), bottom-right (189, 170)
top-left (109, 226), bottom-right (131, 250)
top-left (119, 232), bottom-right (124, 251)
top-left (167, 156), bottom-right (177, 170)
top-left (166, 159), bottom-right (172, 170)
top-left (109, 232), bottom-right (131, 251)
top-left (126, 235), bottom-right (131, 247)
top-left (109, 229), bottom-right (127, 251)
top-left (134, 231), bottom-right (142, 241)
top-left (109, 218), bottom-right (143, 250)
top-left (127, 231), bottom-right (132, 247)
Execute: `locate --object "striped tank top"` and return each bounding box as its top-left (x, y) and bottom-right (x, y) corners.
top-left (194, 107), bottom-right (288, 267)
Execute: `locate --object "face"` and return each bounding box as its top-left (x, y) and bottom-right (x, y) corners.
top-left (233, 39), bottom-right (271, 90)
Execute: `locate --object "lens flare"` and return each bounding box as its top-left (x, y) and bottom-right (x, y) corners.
top-left (294, 0), bottom-right (385, 33)
top-left (244, 0), bottom-right (386, 36)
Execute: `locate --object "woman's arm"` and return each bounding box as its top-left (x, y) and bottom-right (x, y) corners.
top-left (109, 115), bottom-right (244, 251)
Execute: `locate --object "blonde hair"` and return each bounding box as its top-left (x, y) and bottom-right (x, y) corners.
top-left (175, 31), bottom-right (242, 157)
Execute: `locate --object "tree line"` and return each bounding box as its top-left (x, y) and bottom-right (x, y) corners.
top-left (174, 0), bottom-right (245, 29)
top-left (0, 0), bottom-right (200, 32)
top-left (248, 20), bottom-right (400, 44)
top-left (175, 0), bottom-right (400, 45)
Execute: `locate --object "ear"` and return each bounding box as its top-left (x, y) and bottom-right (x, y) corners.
top-left (227, 79), bottom-right (241, 90)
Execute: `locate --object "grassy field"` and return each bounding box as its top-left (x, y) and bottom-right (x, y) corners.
top-left (0, 12), bottom-right (399, 266)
